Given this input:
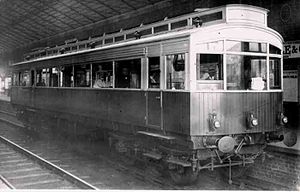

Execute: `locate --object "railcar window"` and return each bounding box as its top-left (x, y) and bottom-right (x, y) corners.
top-left (20, 70), bottom-right (30, 86)
top-left (36, 69), bottom-right (48, 86)
top-left (226, 41), bottom-right (267, 53)
top-left (13, 73), bottom-right (19, 86)
top-left (50, 68), bottom-right (59, 87)
top-left (197, 54), bottom-right (223, 80)
top-left (74, 64), bottom-right (91, 87)
top-left (227, 55), bottom-right (267, 90)
top-left (269, 58), bottom-right (281, 89)
top-left (31, 70), bottom-right (35, 86)
top-left (115, 59), bottom-right (141, 89)
top-left (92, 62), bottom-right (113, 88)
top-left (166, 54), bottom-right (185, 90)
top-left (61, 66), bottom-right (73, 87)
top-left (148, 57), bottom-right (160, 89)
top-left (192, 11), bottom-right (223, 26)
top-left (269, 44), bottom-right (281, 54)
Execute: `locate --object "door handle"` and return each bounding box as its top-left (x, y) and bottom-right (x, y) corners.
top-left (155, 96), bottom-right (161, 100)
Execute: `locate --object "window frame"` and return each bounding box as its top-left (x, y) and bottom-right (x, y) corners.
top-left (165, 53), bottom-right (187, 91)
top-left (114, 57), bottom-right (142, 89)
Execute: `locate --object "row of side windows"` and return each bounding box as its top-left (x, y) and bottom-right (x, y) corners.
top-left (12, 53), bottom-right (186, 90)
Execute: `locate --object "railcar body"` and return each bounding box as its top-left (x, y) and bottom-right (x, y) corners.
top-left (10, 4), bottom-right (296, 185)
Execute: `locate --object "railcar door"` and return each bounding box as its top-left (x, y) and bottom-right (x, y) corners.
top-left (146, 91), bottom-right (162, 128)
top-left (146, 57), bottom-right (162, 129)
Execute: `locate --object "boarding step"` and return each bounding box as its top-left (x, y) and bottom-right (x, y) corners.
top-left (137, 131), bottom-right (175, 140)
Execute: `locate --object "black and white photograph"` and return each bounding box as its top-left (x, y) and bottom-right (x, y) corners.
top-left (0, 0), bottom-right (299, 190)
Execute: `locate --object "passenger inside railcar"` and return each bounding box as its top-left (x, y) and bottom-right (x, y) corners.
top-left (36, 79), bottom-right (46, 86)
top-left (115, 59), bottom-right (141, 89)
top-left (92, 63), bottom-right (113, 88)
top-left (20, 70), bottom-right (30, 86)
top-left (74, 64), bottom-right (91, 87)
top-left (196, 54), bottom-right (223, 90)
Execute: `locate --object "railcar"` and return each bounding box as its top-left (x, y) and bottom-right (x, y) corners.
top-left (10, 4), bottom-right (296, 185)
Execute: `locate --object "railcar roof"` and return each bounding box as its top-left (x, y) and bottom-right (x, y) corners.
top-left (11, 4), bottom-right (275, 67)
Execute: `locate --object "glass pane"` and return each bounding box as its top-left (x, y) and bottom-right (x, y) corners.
top-left (148, 57), bottom-right (160, 89)
top-left (198, 41), bottom-right (223, 51)
top-left (171, 20), bottom-right (187, 30)
top-left (92, 62), bottom-right (113, 88)
top-left (115, 59), bottom-right (141, 89)
top-left (74, 64), bottom-right (91, 87)
top-left (166, 54), bottom-right (185, 90)
top-left (197, 54), bottom-right (223, 80)
top-left (13, 73), bottom-right (18, 86)
top-left (36, 69), bottom-right (49, 86)
top-left (269, 58), bottom-right (281, 89)
top-left (227, 55), bottom-right (267, 90)
top-left (20, 70), bottom-right (30, 86)
top-left (226, 41), bottom-right (267, 53)
top-left (36, 69), bottom-right (44, 86)
top-left (269, 44), bottom-right (281, 54)
top-left (50, 68), bottom-right (59, 87)
top-left (192, 11), bottom-right (223, 26)
top-left (61, 66), bottom-right (73, 87)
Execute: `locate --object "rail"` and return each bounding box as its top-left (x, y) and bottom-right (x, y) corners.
top-left (0, 136), bottom-right (98, 190)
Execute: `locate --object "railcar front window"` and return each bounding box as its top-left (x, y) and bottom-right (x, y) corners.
top-left (166, 54), bottom-right (185, 90)
top-left (196, 54), bottom-right (223, 90)
top-left (197, 54), bottom-right (223, 80)
top-left (74, 64), bottom-right (91, 87)
top-left (115, 59), bottom-right (141, 89)
top-left (269, 58), bottom-right (281, 89)
top-left (227, 55), bottom-right (267, 90)
top-left (148, 57), bottom-right (160, 89)
top-left (92, 62), bottom-right (113, 88)
top-left (269, 44), bottom-right (281, 54)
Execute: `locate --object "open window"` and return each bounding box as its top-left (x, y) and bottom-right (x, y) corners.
top-left (196, 54), bottom-right (223, 90)
top-left (36, 69), bottom-right (48, 86)
top-left (74, 64), bottom-right (91, 87)
top-left (115, 59), bottom-right (141, 89)
top-left (92, 62), bottom-right (113, 88)
top-left (20, 70), bottom-right (30, 86)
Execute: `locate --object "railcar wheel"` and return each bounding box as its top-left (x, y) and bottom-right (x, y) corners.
top-left (169, 167), bottom-right (199, 185)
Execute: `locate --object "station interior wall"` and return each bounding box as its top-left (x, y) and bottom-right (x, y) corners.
top-left (283, 58), bottom-right (300, 129)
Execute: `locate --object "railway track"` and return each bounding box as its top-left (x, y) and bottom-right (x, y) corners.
top-left (0, 136), bottom-right (98, 190)
top-left (0, 107), bottom-right (181, 189)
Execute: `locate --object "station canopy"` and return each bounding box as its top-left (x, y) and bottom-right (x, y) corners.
top-left (0, 0), bottom-right (166, 54)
